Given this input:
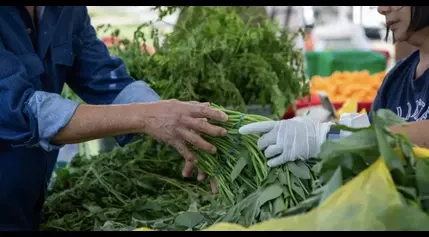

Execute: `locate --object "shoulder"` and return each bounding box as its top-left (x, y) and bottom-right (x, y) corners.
top-left (371, 50), bottom-right (418, 113)
top-left (59, 7), bottom-right (92, 36)
top-left (56, 6), bottom-right (90, 27)
top-left (379, 50), bottom-right (419, 90)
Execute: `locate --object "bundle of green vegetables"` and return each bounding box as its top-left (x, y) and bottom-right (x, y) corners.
top-left (194, 105), bottom-right (318, 226)
top-left (109, 6), bottom-right (309, 117)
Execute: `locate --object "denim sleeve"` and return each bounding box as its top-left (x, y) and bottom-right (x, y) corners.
top-left (27, 82), bottom-right (159, 151)
top-left (68, 7), bottom-right (143, 105)
top-left (27, 92), bottom-right (80, 151)
top-left (27, 82), bottom-right (160, 150)
top-left (0, 37), bottom-right (80, 151)
top-left (68, 7), bottom-right (161, 147)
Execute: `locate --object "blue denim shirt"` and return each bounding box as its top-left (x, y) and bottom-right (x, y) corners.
top-left (0, 6), bottom-right (159, 230)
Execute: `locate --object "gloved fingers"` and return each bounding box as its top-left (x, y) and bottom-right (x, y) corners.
top-left (257, 131), bottom-right (277, 150)
top-left (239, 121), bottom-right (277, 135)
top-left (267, 154), bottom-right (289, 168)
top-left (264, 145), bottom-right (283, 158)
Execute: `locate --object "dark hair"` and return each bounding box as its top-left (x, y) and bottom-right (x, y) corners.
top-left (385, 6), bottom-right (429, 41)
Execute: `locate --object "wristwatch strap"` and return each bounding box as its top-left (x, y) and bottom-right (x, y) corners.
top-left (326, 125), bottom-right (341, 140)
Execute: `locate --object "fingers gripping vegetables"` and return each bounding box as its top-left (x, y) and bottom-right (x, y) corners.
top-left (194, 105), bottom-right (318, 226)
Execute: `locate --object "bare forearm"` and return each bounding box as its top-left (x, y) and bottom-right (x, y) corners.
top-left (390, 120), bottom-right (429, 148)
top-left (52, 104), bottom-right (142, 144)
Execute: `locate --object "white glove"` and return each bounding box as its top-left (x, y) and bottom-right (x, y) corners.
top-left (239, 113), bottom-right (371, 168)
top-left (239, 117), bottom-right (332, 167)
top-left (338, 113), bottom-right (371, 137)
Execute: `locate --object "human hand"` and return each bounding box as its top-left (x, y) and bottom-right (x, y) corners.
top-left (238, 117), bottom-right (332, 167)
top-left (139, 99), bottom-right (227, 191)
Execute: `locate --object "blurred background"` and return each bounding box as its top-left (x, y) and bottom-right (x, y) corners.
top-left (57, 6), bottom-right (415, 164)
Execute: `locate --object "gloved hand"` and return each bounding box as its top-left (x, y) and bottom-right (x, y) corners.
top-left (239, 117), bottom-right (332, 167)
top-left (239, 113), bottom-right (371, 168)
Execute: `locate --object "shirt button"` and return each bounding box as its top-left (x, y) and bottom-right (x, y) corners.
top-left (26, 28), bottom-right (32, 34)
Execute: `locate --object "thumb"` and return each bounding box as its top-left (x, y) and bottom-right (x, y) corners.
top-left (239, 121), bottom-right (277, 135)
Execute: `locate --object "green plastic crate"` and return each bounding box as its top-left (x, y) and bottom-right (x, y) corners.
top-left (305, 50), bottom-right (387, 78)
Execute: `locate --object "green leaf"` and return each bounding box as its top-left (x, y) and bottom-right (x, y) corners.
top-left (290, 175), bottom-right (306, 200)
top-left (55, 167), bottom-right (70, 180)
top-left (264, 169), bottom-right (279, 185)
top-left (282, 186), bottom-right (290, 198)
top-left (319, 166), bottom-right (343, 204)
top-left (318, 129), bottom-right (378, 160)
top-left (397, 133), bottom-right (415, 163)
top-left (287, 161), bottom-right (311, 179)
top-left (340, 154), bottom-right (368, 175)
top-left (174, 212), bottom-right (206, 228)
top-left (376, 109), bottom-right (407, 126)
top-left (140, 202), bottom-right (162, 212)
top-left (373, 114), bottom-right (404, 174)
top-left (396, 186), bottom-right (417, 200)
top-left (416, 159), bottom-right (429, 210)
top-left (278, 171), bottom-right (288, 185)
top-left (188, 201), bottom-right (199, 212)
top-left (258, 184), bottom-right (283, 207)
top-left (82, 204), bottom-right (102, 214)
top-left (230, 155), bottom-right (248, 182)
top-left (272, 196), bottom-right (285, 215)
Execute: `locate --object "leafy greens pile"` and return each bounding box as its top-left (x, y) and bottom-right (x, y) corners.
top-left (42, 105), bottom-right (318, 230)
top-left (109, 6), bottom-right (309, 117)
top-left (42, 109), bottom-right (429, 231)
top-left (42, 138), bottom-right (219, 231)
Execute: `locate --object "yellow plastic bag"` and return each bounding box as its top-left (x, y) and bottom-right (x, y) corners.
top-left (134, 227), bottom-right (155, 231)
top-left (204, 147), bottom-right (429, 231)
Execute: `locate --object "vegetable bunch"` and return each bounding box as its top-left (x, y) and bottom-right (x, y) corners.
top-left (194, 105), bottom-right (318, 226)
top-left (195, 105), bottom-right (272, 202)
top-left (110, 6), bottom-right (309, 117)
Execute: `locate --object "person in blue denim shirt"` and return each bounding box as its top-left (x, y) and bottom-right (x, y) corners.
top-left (0, 6), bottom-right (227, 230)
top-left (240, 6), bottom-right (429, 167)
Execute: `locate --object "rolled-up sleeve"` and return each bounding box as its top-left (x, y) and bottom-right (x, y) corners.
top-left (27, 92), bottom-right (79, 151)
top-left (0, 40), bottom-right (79, 151)
top-left (68, 7), bottom-right (160, 146)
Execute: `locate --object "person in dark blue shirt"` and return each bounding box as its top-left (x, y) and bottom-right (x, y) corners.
top-left (239, 6), bottom-right (429, 168)
top-left (372, 6), bottom-right (429, 122)
top-left (0, 6), bottom-right (227, 230)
